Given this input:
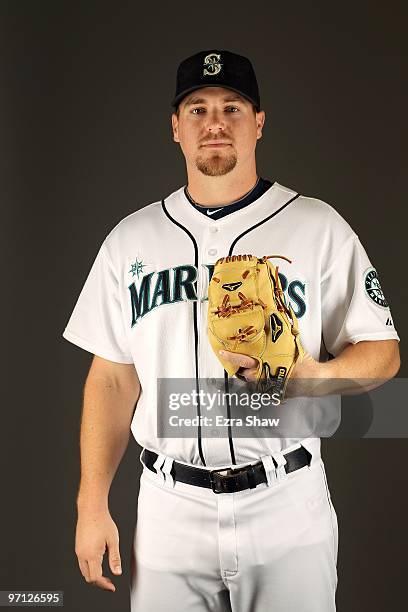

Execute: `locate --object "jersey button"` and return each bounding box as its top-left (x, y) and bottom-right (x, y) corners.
top-left (208, 248), bottom-right (217, 256)
top-left (209, 226), bottom-right (218, 234)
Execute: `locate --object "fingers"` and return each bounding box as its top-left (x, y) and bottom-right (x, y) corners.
top-left (75, 512), bottom-right (121, 592)
top-left (87, 558), bottom-right (116, 591)
top-left (77, 554), bottom-right (117, 591)
top-left (107, 537), bottom-right (122, 576)
top-left (78, 559), bottom-right (90, 583)
top-left (219, 350), bottom-right (258, 370)
top-left (77, 544), bottom-right (120, 592)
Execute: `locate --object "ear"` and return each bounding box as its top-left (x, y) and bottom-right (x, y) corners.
top-left (171, 113), bottom-right (180, 143)
top-left (256, 110), bottom-right (266, 140)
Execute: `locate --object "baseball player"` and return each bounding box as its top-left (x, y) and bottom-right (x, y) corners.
top-left (62, 50), bottom-right (400, 611)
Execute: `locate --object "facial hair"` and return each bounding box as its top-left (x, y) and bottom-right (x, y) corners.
top-left (195, 149), bottom-right (238, 177)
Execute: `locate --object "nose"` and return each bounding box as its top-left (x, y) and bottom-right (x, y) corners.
top-left (205, 108), bottom-right (226, 132)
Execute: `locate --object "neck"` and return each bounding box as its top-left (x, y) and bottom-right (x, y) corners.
top-left (185, 160), bottom-right (259, 207)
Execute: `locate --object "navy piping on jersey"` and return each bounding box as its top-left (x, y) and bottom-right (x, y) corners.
top-left (224, 371), bottom-right (236, 464)
top-left (228, 193), bottom-right (300, 256)
top-left (224, 191), bottom-right (301, 465)
top-left (161, 191), bottom-right (300, 467)
top-left (161, 199), bottom-right (207, 466)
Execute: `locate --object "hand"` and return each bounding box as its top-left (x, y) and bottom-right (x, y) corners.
top-left (219, 350), bottom-right (258, 382)
top-left (75, 507), bottom-right (122, 592)
top-left (285, 351), bottom-right (323, 398)
top-left (219, 349), bottom-right (325, 397)
top-left (289, 351), bottom-right (320, 381)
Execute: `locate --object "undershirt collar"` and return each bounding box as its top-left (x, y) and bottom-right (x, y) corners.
top-left (184, 177), bottom-right (274, 221)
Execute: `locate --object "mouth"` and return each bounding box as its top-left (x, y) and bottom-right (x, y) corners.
top-left (201, 142), bottom-right (232, 148)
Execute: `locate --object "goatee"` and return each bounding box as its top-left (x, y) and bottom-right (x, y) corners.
top-left (196, 151), bottom-right (238, 177)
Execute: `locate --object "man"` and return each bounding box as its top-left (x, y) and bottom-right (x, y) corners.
top-left (62, 50), bottom-right (400, 611)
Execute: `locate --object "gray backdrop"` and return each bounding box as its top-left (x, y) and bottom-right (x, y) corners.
top-left (1, 1), bottom-right (407, 611)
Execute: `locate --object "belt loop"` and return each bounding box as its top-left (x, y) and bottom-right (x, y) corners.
top-left (261, 455), bottom-right (277, 486)
top-left (271, 451), bottom-right (288, 482)
top-left (139, 448), bottom-right (145, 466)
top-left (162, 456), bottom-right (175, 488)
top-left (153, 453), bottom-right (167, 485)
top-left (300, 440), bottom-right (320, 469)
top-left (306, 449), bottom-right (316, 469)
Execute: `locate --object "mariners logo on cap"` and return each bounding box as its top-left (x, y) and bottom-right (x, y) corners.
top-left (203, 53), bottom-right (222, 76)
top-left (364, 267), bottom-right (388, 308)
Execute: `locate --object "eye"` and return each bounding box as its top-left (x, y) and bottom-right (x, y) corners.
top-left (190, 106), bottom-right (240, 115)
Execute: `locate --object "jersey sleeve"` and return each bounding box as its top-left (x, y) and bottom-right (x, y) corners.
top-left (61, 240), bottom-right (134, 364)
top-left (321, 233), bottom-right (400, 357)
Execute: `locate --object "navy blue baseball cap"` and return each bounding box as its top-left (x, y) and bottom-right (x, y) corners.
top-left (172, 50), bottom-right (261, 112)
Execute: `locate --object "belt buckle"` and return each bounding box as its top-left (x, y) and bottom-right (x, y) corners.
top-left (209, 465), bottom-right (255, 494)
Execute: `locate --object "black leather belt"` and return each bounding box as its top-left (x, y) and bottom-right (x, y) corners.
top-left (142, 446), bottom-right (312, 494)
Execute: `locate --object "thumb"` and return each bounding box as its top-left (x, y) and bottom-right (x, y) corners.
top-left (107, 538), bottom-right (122, 575)
top-left (219, 350), bottom-right (258, 370)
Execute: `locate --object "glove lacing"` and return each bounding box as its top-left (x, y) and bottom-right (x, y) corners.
top-left (214, 292), bottom-right (255, 318)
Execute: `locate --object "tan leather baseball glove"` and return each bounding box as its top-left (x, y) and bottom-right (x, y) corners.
top-left (208, 254), bottom-right (304, 400)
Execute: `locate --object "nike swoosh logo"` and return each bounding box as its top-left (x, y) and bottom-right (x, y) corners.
top-left (206, 208), bottom-right (223, 216)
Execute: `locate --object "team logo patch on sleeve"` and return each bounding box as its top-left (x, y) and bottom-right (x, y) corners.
top-left (364, 267), bottom-right (389, 308)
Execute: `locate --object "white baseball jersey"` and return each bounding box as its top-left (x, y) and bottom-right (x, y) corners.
top-left (62, 181), bottom-right (399, 467)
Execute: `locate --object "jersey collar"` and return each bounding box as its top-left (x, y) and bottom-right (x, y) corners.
top-left (163, 181), bottom-right (298, 234)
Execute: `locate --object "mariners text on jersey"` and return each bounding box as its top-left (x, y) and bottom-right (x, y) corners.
top-left (128, 263), bottom-right (306, 325)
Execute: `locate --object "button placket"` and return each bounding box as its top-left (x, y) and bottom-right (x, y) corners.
top-left (201, 225), bottom-right (223, 382)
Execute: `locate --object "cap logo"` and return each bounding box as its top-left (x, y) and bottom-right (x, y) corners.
top-left (203, 53), bottom-right (222, 76)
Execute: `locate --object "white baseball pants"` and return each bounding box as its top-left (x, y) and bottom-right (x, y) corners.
top-left (129, 446), bottom-right (338, 611)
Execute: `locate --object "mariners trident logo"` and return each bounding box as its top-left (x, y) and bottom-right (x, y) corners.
top-left (364, 267), bottom-right (388, 308)
top-left (203, 53), bottom-right (222, 76)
